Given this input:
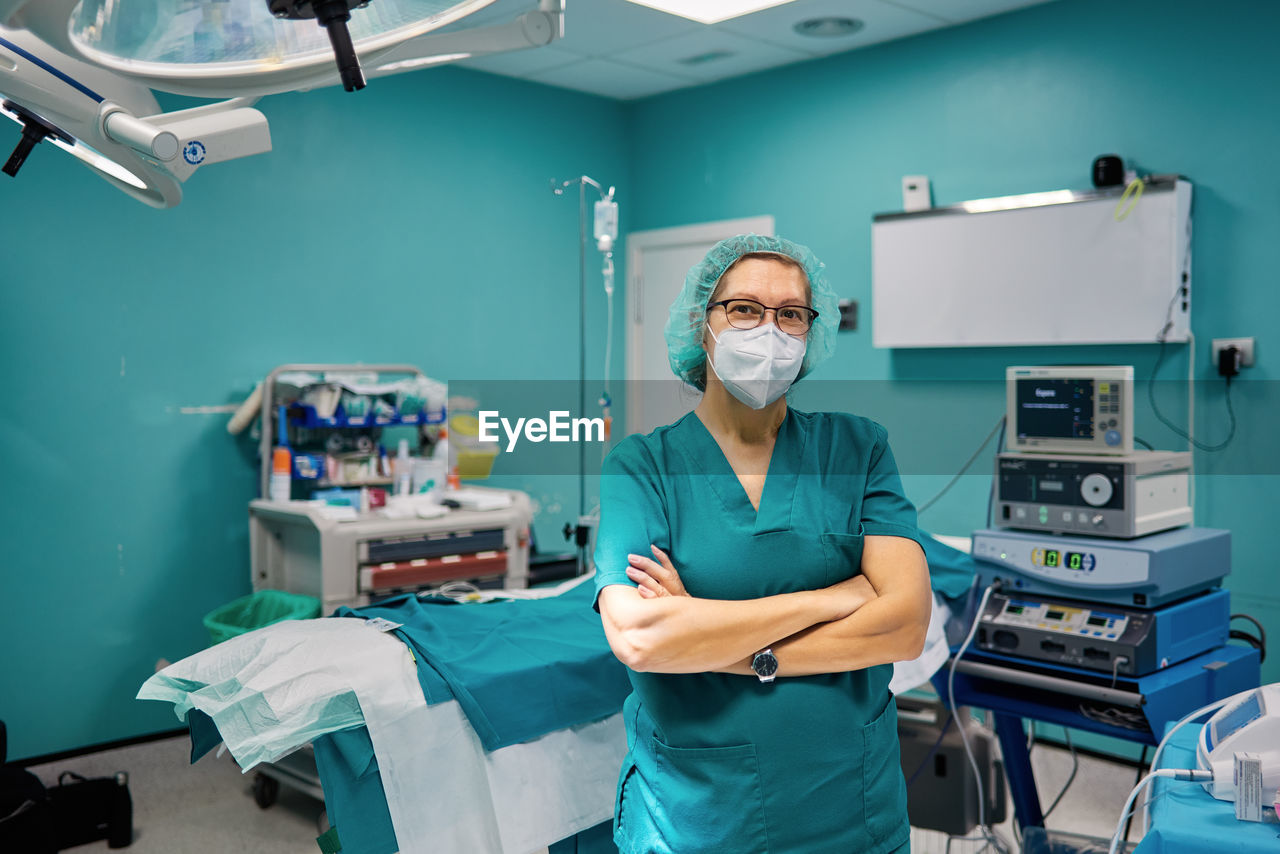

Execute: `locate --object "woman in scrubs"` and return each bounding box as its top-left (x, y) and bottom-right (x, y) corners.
top-left (594, 234), bottom-right (931, 854)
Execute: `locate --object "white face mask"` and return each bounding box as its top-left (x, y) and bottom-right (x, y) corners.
top-left (706, 322), bottom-right (807, 410)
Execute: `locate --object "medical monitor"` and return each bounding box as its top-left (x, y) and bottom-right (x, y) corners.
top-left (1006, 366), bottom-right (1133, 455)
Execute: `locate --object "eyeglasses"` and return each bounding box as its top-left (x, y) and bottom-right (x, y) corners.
top-left (708, 299), bottom-right (818, 335)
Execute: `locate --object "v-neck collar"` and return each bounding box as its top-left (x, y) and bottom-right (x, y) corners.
top-left (676, 408), bottom-right (802, 535)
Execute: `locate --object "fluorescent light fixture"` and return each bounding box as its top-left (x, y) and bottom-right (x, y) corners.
top-left (623, 0), bottom-right (800, 25)
top-left (961, 190), bottom-right (1077, 213)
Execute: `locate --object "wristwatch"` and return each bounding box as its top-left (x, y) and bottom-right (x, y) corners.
top-left (751, 648), bottom-right (778, 683)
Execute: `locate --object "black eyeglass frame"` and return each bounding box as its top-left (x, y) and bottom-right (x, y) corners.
top-left (706, 299), bottom-right (819, 334)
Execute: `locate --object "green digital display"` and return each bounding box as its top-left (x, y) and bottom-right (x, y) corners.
top-left (1044, 550), bottom-right (1087, 571)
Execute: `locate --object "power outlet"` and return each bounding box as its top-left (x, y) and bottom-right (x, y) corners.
top-left (838, 298), bottom-right (858, 331)
top-left (1211, 337), bottom-right (1255, 369)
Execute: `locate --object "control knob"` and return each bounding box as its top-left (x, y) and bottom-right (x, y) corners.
top-left (1081, 473), bottom-right (1113, 507)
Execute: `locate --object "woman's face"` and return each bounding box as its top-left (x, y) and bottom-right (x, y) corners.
top-left (703, 257), bottom-right (811, 357)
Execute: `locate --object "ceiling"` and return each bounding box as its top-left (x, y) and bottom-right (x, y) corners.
top-left (456, 0), bottom-right (1058, 100)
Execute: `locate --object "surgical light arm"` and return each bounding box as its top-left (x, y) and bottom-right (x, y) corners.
top-left (1, 26), bottom-right (271, 207)
top-left (366, 0), bottom-right (563, 77)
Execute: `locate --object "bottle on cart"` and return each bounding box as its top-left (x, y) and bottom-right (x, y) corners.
top-left (435, 428), bottom-right (461, 490)
top-left (395, 439), bottom-right (413, 496)
top-left (269, 448), bottom-right (292, 502)
top-left (269, 405), bottom-right (292, 502)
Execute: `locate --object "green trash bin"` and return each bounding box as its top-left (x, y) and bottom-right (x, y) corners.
top-left (203, 590), bottom-right (322, 645)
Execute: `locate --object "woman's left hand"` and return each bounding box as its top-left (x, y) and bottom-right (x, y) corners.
top-left (626, 545), bottom-right (689, 598)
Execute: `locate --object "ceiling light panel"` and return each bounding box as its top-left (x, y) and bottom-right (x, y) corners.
top-left (622, 0), bottom-right (801, 25)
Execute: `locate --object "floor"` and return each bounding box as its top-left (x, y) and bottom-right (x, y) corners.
top-left (22, 732), bottom-right (1147, 853)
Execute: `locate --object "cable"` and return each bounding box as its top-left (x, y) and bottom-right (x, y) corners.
top-left (1148, 339), bottom-right (1237, 452)
top-left (944, 828), bottom-right (1015, 854)
top-left (905, 712), bottom-right (954, 790)
top-left (917, 415), bottom-right (1006, 516)
top-left (1133, 436), bottom-right (1153, 451)
top-left (1040, 729), bottom-right (1078, 821)
top-left (946, 582), bottom-right (1012, 854)
top-left (1109, 769), bottom-right (1212, 854)
top-left (986, 417), bottom-right (1007, 529)
top-left (1121, 745), bottom-right (1149, 843)
top-left (1078, 703), bottom-right (1148, 732)
top-left (1230, 613), bottom-right (1267, 663)
top-left (1141, 687), bottom-right (1256, 835)
top-left (1110, 656), bottom-right (1129, 690)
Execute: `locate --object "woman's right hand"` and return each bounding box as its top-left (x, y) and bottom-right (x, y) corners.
top-left (823, 574), bottom-right (877, 621)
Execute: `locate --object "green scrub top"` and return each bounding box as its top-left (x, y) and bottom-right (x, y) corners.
top-left (593, 408), bottom-right (923, 854)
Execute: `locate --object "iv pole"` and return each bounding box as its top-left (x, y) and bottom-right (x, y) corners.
top-left (553, 175), bottom-right (616, 575)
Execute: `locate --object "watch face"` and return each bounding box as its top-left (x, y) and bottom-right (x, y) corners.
top-left (754, 652), bottom-right (778, 678)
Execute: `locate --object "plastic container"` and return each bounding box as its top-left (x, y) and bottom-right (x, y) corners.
top-left (448, 413), bottom-right (499, 479)
top-left (202, 590), bottom-right (321, 646)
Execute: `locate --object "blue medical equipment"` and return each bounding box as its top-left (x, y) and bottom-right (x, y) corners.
top-left (971, 527), bottom-right (1229, 608)
top-left (975, 587), bottom-right (1229, 676)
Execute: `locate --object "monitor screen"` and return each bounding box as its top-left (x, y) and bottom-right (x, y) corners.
top-left (1212, 693), bottom-right (1263, 749)
top-left (1016, 378), bottom-right (1095, 440)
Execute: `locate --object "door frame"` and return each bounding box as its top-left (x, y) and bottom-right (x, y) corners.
top-left (625, 216), bottom-right (774, 435)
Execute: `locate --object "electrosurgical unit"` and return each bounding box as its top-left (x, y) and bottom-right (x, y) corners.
top-left (1197, 684), bottom-right (1280, 802)
top-left (1006, 365), bottom-right (1134, 454)
top-left (995, 450), bottom-right (1192, 538)
top-left (971, 527), bottom-right (1228, 608)
top-left (974, 588), bottom-right (1228, 676)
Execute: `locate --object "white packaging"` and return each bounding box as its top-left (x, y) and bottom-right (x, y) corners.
top-left (1235, 751), bottom-right (1263, 821)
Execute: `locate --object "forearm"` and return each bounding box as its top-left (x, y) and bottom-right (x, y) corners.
top-left (599, 585), bottom-right (841, 674)
top-left (717, 592), bottom-right (929, 677)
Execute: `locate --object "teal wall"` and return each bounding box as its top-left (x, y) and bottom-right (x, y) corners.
top-left (0, 67), bottom-right (629, 760)
top-left (626, 0), bottom-right (1278, 753)
top-left (4, 0), bottom-right (1276, 761)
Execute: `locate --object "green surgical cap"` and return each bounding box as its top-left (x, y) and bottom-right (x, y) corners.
top-left (664, 234), bottom-right (839, 389)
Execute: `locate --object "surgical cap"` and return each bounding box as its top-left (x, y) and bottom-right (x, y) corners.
top-left (664, 234), bottom-right (839, 389)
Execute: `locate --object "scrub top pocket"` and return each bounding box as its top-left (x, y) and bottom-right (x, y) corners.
top-left (860, 695), bottom-right (909, 846)
top-left (650, 737), bottom-right (769, 854)
top-left (614, 755), bottom-right (639, 840)
top-left (819, 531), bottom-right (865, 585)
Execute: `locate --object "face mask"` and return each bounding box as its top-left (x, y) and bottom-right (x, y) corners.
top-left (706, 322), bottom-right (806, 410)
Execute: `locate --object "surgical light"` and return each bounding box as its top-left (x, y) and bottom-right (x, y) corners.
top-left (6, 0), bottom-right (561, 98)
top-left (55, 0), bottom-right (494, 96)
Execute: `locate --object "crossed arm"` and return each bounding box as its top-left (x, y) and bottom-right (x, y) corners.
top-left (596, 535), bottom-right (931, 677)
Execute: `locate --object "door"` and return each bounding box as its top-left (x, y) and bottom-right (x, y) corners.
top-left (626, 217), bottom-right (774, 436)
